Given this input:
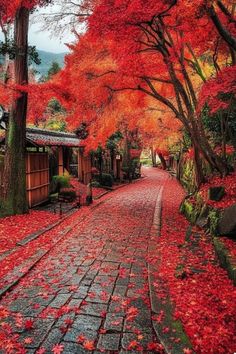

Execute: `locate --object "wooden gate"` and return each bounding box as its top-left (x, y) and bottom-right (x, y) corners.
top-left (26, 152), bottom-right (49, 208)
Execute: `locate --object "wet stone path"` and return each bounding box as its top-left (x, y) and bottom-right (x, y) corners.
top-left (0, 169), bottom-right (168, 353)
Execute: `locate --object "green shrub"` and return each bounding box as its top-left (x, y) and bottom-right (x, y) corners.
top-left (52, 175), bottom-right (70, 192)
top-left (91, 180), bottom-right (101, 188)
top-left (140, 158), bottom-right (152, 166)
top-left (180, 159), bottom-right (196, 193)
top-left (99, 173), bottom-right (113, 187)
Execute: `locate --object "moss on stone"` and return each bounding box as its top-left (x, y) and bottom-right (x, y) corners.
top-left (208, 209), bottom-right (220, 235)
top-left (171, 319), bottom-right (192, 347)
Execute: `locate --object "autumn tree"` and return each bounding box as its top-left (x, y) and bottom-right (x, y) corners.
top-left (86, 0), bottom-right (235, 185)
top-left (138, 103), bottom-right (182, 168)
top-left (34, 0), bottom-right (235, 188)
top-left (206, 0), bottom-right (236, 54)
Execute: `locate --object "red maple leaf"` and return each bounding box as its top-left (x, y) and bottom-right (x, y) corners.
top-left (126, 306), bottom-right (139, 321)
top-left (99, 328), bottom-right (107, 334)
top-left (100, 310), bottom-right (107, 318)
top-left (64, 318), bottom-right (73, 326)
top-left (127, 340), bottom-right (138, 350)
top-left (24, 319), bottom-right (34, 330)
top-left (36, 348), bottom-right (46, 354)
top-left (83, 340), bottom-right (95, 351)
top-left (52, 344), bottom-right (64, 354)
top-left (147, 342), bottom-right (164, 351)
top-left (77, 334), bottom-right (86, 344)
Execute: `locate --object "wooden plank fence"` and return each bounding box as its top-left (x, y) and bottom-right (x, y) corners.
top-left (26, 152), bottom-right (49, 208)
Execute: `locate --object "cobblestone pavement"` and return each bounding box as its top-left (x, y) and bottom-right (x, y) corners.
top-left (0, 168), bottom-right (168, 353)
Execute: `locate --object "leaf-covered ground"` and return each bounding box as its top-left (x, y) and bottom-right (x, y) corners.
top-left (0, 211), bottom-right (59, 256)
top-left (70, 179), bottom-right (108, 202)
top-left (0, 168), bottom-right (235, 353)
top-left (152, 176), bottom-right (236, 354)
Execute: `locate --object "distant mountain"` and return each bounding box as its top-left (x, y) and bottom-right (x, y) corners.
top-left (32, 50), bottom-right (67, 78)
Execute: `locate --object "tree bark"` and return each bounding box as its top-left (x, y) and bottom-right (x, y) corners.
top-left (167, 57), bottom-right (228, 176)
top-left (209, 5), bottom-right (236, 51)
top-left (193, 145), bottom-right (205, 188)
top-left (1, 7), bottom-right (29, 216)
top-left (195, 118), bottom-right (229, 175)
top-left (158, 152), bottom-right (167, 170)
top-left (151, 146), bottom-right (157, 167)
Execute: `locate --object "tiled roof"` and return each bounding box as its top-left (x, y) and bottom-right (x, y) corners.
top-left (0, 127), bottom-right (84, 147)
top-left (26, 128), bottom-right (82, 147)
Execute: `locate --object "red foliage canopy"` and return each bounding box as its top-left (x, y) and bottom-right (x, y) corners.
top-left (198, 65), bottom-right (236, 113)
top-left (0, 0), bottom-right (49, 22)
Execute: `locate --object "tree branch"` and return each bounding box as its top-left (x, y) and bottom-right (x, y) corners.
top-left (217, 1), bottom-right (236, 23)
top-left (141, 76), bottom-right (172, 84)
top-left (208, 5), bottom-right (236, 50)
top-left (142, 78), bottom-right (181, 118)
top-left (86, 70), bottom-right (116, 79)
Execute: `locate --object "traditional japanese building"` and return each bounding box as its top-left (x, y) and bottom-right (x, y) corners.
top-left (0, 127), bottom-right (92, 207)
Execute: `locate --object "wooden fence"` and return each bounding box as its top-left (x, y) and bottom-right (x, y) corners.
top-left (26, 152), bottom-right (49, 208)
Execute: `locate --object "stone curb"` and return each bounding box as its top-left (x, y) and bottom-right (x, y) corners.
top-left (0, 210), bottom-right (75, 263)
top-left (148, 186), bottom-right (194, 354)
top-left (0, 176), bottom-right (147, 300)
top-left (0, 198), bottom-right (107, 300)
top-left (17, 209), bottom-right (75, 247)
top-left (0, 221), bottom-right (80, 300)
top-left (213, 237), bottom-right (236, 286)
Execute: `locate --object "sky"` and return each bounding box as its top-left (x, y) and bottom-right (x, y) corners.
top-left (29, 24), bottom-right (73, 53)
top-left (29, 4), bottom-right (75, 53)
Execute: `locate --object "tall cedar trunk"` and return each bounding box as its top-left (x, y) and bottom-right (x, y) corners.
top-left (158, 153), bottom-right (167, 170)
top-left (1, 7), bottom-right (29, 216)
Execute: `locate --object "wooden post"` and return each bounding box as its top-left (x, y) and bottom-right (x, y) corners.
top-left (58, 146), bottom-right (63, 175)
top-left (78, 148), bottom-right (84, 182)
top-left (26, 153), bottom-right (32, 208)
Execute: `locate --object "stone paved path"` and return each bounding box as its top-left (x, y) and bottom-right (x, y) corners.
top-left (0, 168), bottom-right (168, 353)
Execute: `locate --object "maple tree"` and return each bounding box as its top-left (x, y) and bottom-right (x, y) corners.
top-left (137, 102), bottom-right (182, 168)
top-left (81, 0), bottom-right (235, 184)
top-left (42, 0), bottom-right (236, 190)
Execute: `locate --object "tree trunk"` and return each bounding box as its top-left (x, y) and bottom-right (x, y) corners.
top-left (176, 152), bottom-right (183, 181)
top-left (158, 153), bottom-right (167, 170)
top-left (151, 146), bottom-right (157, 167)
top-left (1, 7), bottom-right (29, 216)
top-left (195, 119), bottom-right (229, 176)
top-left (167, 55), bottom-right (229, 176)
top-left (209, 4), bottom-right (236, 51)
top-left (193, 145), bottom-right (205, 188)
